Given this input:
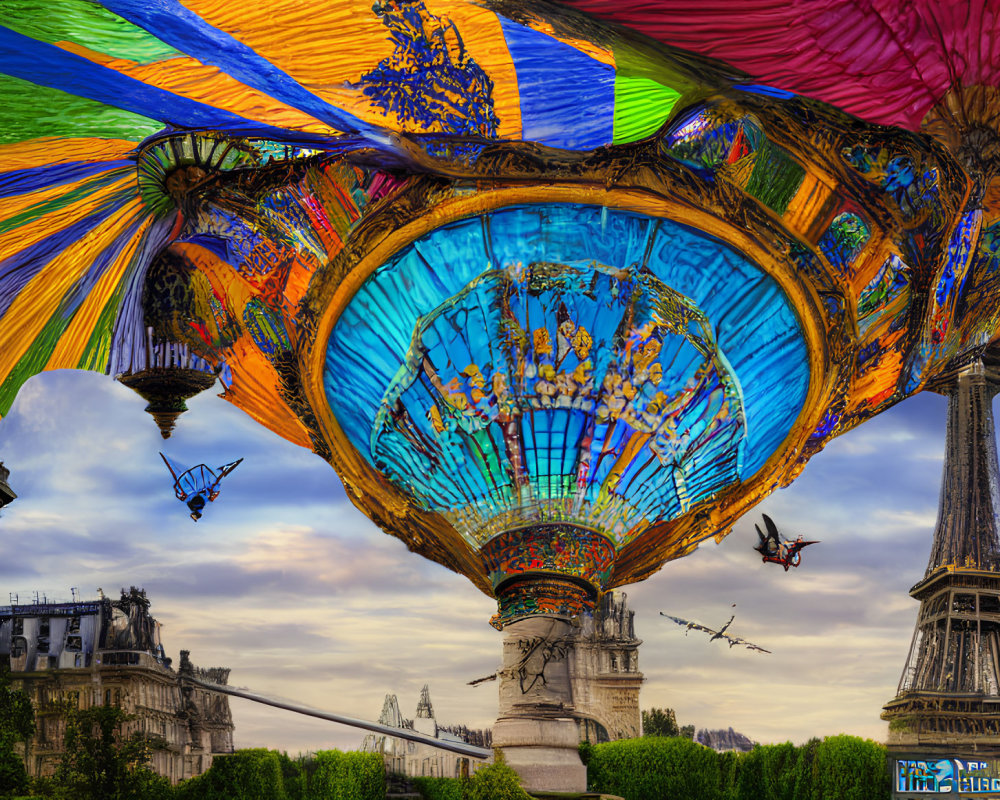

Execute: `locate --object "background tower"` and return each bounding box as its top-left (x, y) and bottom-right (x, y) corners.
top-left (883, 360), bottom-right (1000, 754)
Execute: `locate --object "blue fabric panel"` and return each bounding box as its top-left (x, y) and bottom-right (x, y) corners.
top-left (99, 0), bottom-right (381, 139)
top-left (0, 160), bottom-right (133, 198)
top-left (497, 17), bottom-right (614, 150)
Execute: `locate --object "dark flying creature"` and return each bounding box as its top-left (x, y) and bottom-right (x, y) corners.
top-left (754, 513), bottom-right (819, 570)
top-left (160, 453), bottom-right (243, 521)
top-left (660, 611), bottom-right (771, 653)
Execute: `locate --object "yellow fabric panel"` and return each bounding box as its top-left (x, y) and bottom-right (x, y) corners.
top-left (180, 0), bottom-right (391, 126)
top-left (0, 173), bottom-right (136, 260)
top-left (222, 344), bottom-right (314, 449)
top-left (103, 55), bottom-right (332, 133)
top-left (45, 35), bottom-right (330, 133)
top-left (424, 0), bottom-right (521, 137)
top-left (176, 242), bottom-right (312, 448)
top-left (281, 255), bottom-right (316, 317)
top-left (524, 16), bottom-right (615, 67)
top-left (0, 138), bottom-right (137, 171)
top-left (53, 40), bottom-right (120, 68)
top-left (0, 196), bottom-right (145, 382)
top-left (181, 0), bottom-right (522, 137)
top-left (45, 213), bottom-right (157, 370)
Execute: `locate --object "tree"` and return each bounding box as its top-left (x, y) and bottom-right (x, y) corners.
top-left (464, 751), bottom-right (532, 800)
top-left (642, 707), bottom-right (680, 737)
top-left (51, 703), bottom-right (170, 800)
top-left (0, 667), bottom-right (34, 798)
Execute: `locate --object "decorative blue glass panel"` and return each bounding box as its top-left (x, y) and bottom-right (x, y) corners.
top-left (325, 204), bottom-right (809, 547)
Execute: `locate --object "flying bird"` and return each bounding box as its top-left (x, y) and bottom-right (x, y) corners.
top-left (160, 453), bottom-right (243, 521)
top-left (754, 513), bottom-right (819, 570)
top-left (660, 611), bottom-right (771, 653)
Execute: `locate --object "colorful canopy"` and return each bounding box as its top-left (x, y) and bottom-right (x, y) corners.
top-left (2, 0), bottom-right (999, 623)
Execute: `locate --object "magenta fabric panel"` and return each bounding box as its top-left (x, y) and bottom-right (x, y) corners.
top-left (557, 0), bottom-right (1000, 130)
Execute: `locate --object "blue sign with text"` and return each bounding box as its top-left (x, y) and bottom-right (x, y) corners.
top-left (897, 759), bottom-right (1000, 794)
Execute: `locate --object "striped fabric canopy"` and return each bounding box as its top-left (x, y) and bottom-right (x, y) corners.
top-left (0, 0), bottom-right (751, 420)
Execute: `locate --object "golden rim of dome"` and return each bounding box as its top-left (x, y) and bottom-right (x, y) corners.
top-left (301, 181), bottom-right (835, 593)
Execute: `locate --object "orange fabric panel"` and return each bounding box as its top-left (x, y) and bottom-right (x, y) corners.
top-left (0, 138), bottom-right (138, 171)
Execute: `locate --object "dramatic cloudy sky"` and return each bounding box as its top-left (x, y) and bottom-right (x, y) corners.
top-left (0, 368), bottom-right (956, 753)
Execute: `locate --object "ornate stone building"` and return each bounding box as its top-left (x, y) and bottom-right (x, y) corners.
top-left (0, 461), bottom-right (15, 510)
top-left (568, 591), bottom-right (644, 743)
top-left (0, 587), bottom-right (234, 782)
top-left (362, 686), bottom-right (492, 778)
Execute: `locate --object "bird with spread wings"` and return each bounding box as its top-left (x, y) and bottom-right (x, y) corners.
top-left (160, 453), bottom-right (243, 521)
top-left (754, 514), bottom-right (819, 571)
top-left (660, 611), bottom-right (771, 653)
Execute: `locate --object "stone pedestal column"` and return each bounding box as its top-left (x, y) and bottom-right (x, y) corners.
top-left (492, 616), bottom-right (587, 793)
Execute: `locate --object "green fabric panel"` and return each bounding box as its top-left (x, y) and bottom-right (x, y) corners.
top-left (613, 74), bottom-right (681, 144)
top-left (610, 31), bottom-right (704, 143)
top-left (0, 172), bottom-right (133, 236)
top-left (0, 74), bottom-right (160, 145)
top-left (744, 139), bottom-right (805, 215)
top-left (76, 286), bottom-right (122, 373)
top-left (3, 0), bottom-right (179, 64)
top-left (0, 309), bottom-right (70, 416)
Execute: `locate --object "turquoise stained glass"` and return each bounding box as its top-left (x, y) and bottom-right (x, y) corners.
top-left (324, 204), bottom-right (809, 546)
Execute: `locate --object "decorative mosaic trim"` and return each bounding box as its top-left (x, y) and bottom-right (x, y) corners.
top-left (481, 524), bottom-right (615, 589)
top-left (490, 576), bottom-right (596, 630)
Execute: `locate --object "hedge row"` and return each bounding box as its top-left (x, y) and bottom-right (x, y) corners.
top-left (173, 748), bottom-right (383, 800)
top-left (309, 750), bottom-right (384, 800)
top-left (411, 776), bottom-right (464, 800)
top-left (581, 734), bottom-right (890, 800)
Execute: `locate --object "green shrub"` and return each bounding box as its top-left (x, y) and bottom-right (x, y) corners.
top-left (276, 752), bottom-right (306, 800)
top-left (789, 737), bottom-right (820, 799)
top-left (464, 751), bottom-right (532, 800)
top-left (0, 745), bottom-right (30, 797)
top-left (585, 736), bottom-right (720, 800)
top-left (412, 775), bottom-right (463, 800)
top-left (735, 746), bottom-right (766, 800)
top-left (309, 750), bottom-right (343, 800)
top-left (340, 751), bottom-right (384, 800)
top-left (174, 748), bottom-right (288, 800)
top-left (812, 735), bottom-right (889, 800)
top-left (739, 742), bottom-right (798, 800)
top-left (308, 749), bottom-right (384, 800)
top-left (717, 750), bottom-right (740, 800)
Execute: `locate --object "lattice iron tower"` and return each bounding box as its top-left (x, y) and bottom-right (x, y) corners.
top-left (883, 360), bottom-right (1000, 753)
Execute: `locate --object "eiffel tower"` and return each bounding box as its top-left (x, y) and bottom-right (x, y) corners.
top-left (883, 359), bottom-right (1000, 754)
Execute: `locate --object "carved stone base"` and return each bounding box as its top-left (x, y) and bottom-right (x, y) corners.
top-left (493, 717), bottom-right (587, 793)
top-left (495, 615), bottom-right (587, 793)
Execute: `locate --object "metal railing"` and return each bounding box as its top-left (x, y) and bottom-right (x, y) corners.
top-left (179, 675), bottom-right (490, 760)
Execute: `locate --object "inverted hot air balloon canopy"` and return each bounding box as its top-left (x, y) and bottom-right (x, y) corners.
top-left (1, 0), bottom-right (999, 625)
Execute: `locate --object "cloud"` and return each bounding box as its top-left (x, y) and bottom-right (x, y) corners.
top-left (0, 370), bottom-right (983, 752)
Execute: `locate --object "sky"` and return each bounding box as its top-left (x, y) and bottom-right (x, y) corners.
top-left (0, 367), bottom-right (958, 753)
